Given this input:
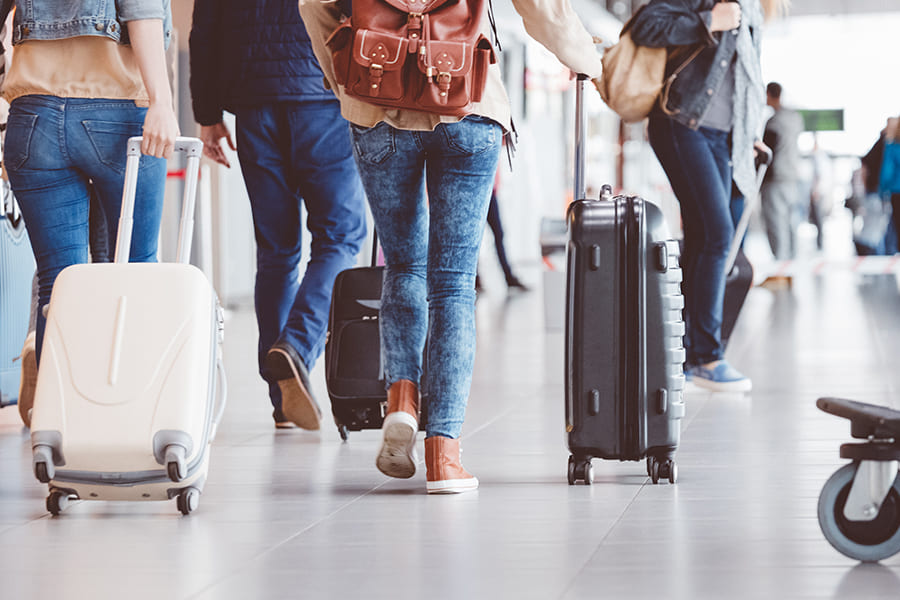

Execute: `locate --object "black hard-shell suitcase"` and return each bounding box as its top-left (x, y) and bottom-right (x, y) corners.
top-left (325, 237), bottom-right (426, 441)
top-left (565, 75), bottom-right (686, 485)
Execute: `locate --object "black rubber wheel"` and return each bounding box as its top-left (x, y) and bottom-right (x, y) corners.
top-left (35, 462), bottom-right (50, 484)
top-left (667, 460), bottom-right (678, 484)
top-left (650, 460), bottom-right (661, 484)
top-left (177, 488), bottom-right (200, 516)
top-left (818, 463), bottom-right (900, 562)
top-left (338, 424), bottom-right (349, 442)
top-left (46, 491), bottom-right (66, 516)
top-left (567, 456), bottom-right (576, 485)
top-left (167, 461), bottom-right (183, 483)
top-left (583, 461), bottom-right (594, 485)
top-left (646, 456), bottom-right (655, 478)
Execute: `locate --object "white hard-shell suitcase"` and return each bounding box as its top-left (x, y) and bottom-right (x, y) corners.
top-left (30, 137), bottom-right (226, 516)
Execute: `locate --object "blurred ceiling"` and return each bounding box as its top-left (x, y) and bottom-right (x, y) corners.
top-left (788, 0), bottom-right (900, 15)
top-left (608, 1), bottom-right (900, 20)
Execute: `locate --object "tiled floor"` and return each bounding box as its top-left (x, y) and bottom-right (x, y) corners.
top-left (2, 234), bottom-right (900, 599)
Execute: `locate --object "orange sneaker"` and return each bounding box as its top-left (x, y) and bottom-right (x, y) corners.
top-left (425, 436), bottom-right (478, 494)
top-left (376, 380), bottom-right (419, 478)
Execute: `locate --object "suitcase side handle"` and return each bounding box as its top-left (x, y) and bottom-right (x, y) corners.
top-left (116, 137), bottom-right (204, 265)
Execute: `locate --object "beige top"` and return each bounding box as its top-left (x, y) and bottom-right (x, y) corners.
top-left (2, 37), bottom-right (148, 106)
top-left (298, 0), bottom-right (603, 132)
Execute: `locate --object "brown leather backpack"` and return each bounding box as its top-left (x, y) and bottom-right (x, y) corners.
top-left (327, 0), bottom-right (496, 117)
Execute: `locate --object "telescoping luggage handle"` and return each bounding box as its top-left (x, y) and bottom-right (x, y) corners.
top-left (724, 146), bottom-right (773, 275)
top-left (573, 74), bottom-right (589, 203)
top-left (115, 136), bottom-right (204, 265)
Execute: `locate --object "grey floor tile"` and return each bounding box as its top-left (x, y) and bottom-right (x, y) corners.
top-left (3, 261), bottom-right (900, 599)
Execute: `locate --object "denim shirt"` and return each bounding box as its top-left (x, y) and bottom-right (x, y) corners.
top-left (630, 0), bottom-right (756, 130)
top-left (630, 0), bottom-right (766, 198)
top-left (3, 0), bottom-right (172, 49)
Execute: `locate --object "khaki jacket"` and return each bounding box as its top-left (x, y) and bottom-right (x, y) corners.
top-left (298, 0), bottom-right (603, 132)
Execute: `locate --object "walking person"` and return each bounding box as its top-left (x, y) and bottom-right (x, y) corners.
top-left (631, 0), bottom-right (787, 393)
top-left (189, 0), bottom-right (368, 430)
top-left (1, 0), bottom-right (178, 370)
top-left (476, 171), bottom-right (529, 293)
top-left (300, 0), bottom-right (603, 492)
top-left (760, 81), bottom-right (803, 261)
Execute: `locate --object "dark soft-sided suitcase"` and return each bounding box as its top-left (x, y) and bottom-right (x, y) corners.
top-left (565, 75), bottom-right (686, 485)
top-left (0, 180), bottom-right (36, 408)
top-left (325, 237), bottom-right (426, 441)
top-left (721, 149), bottom-right (772, 349)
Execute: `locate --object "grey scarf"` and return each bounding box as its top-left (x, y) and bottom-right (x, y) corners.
top-left (731, 0), bottom-right (765, 199)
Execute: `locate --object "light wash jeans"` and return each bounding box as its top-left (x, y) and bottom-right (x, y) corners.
top-left (349, 116), bottom-right (502, 439)
top-left (5, 95), bottom-right (166, 364)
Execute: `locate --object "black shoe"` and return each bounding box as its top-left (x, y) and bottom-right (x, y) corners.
top-left (506, 276), bottom-right (529, 291)
top-left (265, 342), bottom-right (322, 430)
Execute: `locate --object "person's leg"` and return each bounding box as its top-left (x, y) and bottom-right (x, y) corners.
top-left (648, 118), bottom-right (748, 392)
top-left (233, 105), bottom-right (310, 427)
top-left (760, 181), bottom-right (793, 260)
top-left (350, 121), bottom-right (429, 476)
top-left (421, 116), bottom-right (501, 492)
top-left (422, 116), bottom-right (502, 440)
top-left (280, 101), bottom-right (367, 366)
top-left (5, 97), bottom-right (91, 364)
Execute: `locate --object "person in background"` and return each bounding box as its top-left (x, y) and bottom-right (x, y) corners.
top-left (300, 0), bottom-right (603, 492)
top-left (2, 0), bottom-right (178, 392)
top-left (808, 134), bottom-right (832, 252)
top-left (189, 0), bottom-right (367, 430)
top-left (760, 81), bottom-right (803, 262)
top-left (879, 116), bottom-right (900, 250)
top-left (476, 169), bottom-right (529, 293)
top-left (857, 125), bottom-right (892, 255)
top-left (630, 0), bottom-right (787, 394)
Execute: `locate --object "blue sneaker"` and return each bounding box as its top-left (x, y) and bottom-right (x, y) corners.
top-left (688, 360), bottom-right (752, 393)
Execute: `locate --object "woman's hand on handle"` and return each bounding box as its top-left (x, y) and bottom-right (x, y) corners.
top-left (141, 101), bottom-right (180, 159)
top-left (710, 2), bottom-right (741, 32)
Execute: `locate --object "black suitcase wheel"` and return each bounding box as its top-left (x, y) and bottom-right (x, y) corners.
top-left (338, 424), bottom-right (349, 442)
top-left (568, 455), bottom-right (593, 485)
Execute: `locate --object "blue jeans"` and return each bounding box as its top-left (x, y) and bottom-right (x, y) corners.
top-left (5, 96), bottom-right (166, 364)
top-left (350, 116), bottom-right (502, 439)
top-left (233, 101), bottom-right (367, 412)
top-left (648, 116), bottom-right (732, 366)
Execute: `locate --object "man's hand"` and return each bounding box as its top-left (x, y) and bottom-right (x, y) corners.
top-left (710, 2), bottom-right (741, 32)
top-left (200, 122), bottom-right (236, 168)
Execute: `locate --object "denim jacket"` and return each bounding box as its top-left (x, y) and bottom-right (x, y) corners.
top-left (1, 0), bottom-right (172, 49)
top-left (630, 0), bottom-right (759, 131)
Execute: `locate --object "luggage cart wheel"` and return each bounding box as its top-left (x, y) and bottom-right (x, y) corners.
top-left (567, 456), bottom-right (576, 485)
top-left (650, 459), bottom-right (661, 484)
top-left (646, 456), bottom-right (656, 478)
top-left (177, 487), bottom-right (201, 516)
top-left (338, 424), bottom-right (349, 442)
top-left (817, 463), bottom-right (900, 562)
top-left (47, 490), bottom-right (69, 516)
top-left (656, 459), bottom-right (677, 484)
